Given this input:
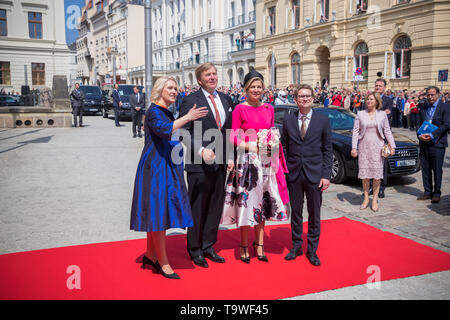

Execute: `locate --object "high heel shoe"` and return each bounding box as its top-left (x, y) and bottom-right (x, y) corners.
top-left (360, 200), bottom-right (369, 210)
top-left (240, 245), bottom-right (250, 264)
top-left (252, 241), bottom-right (268, 262)
top-left (142, 255), bottom-right (160, 270)
top-left (159, 266), bottom-right (181, 280)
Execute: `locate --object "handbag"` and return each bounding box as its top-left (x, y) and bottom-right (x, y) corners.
top-left (381, 144), bottom-right (392, 158)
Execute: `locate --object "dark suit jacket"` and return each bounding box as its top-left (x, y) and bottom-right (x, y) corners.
top-left (112, 89), bottom-right (121, 108)
top-left (417, 100), bottom-right (450, 149)
top-left (70, 89), bottom-right (84, 108)
top-left (179, 89), bottom-right (234, 173)
top-left (381, 95), bottom-right (393, 119)
top-left (281, 109), bottom-right (333, 184)
top-left (129, 92), bottom-right (145, 113)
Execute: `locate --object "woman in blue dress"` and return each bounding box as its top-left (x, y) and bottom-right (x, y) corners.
top-left (130, 76), bottom-right (208, 279)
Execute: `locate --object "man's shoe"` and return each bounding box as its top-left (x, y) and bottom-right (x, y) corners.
top-left (417, 194), bottom-right (432, 201)
top-left (431, 196), bottom-right (441, 203)
top-left (192, 256), bottom-right (208, 268)
top-left (285, 248), bottom-right (303, 261)
top-left (306, 252), bottom-right (321, 266)
top-left (133, 134), bottom-right (137, 138)
top-left (138, 133), bottom-right (143, 138)
top-left (204, 249), bottom-right (225, 263)
top-left (378, 189), bottom-right (385, 199)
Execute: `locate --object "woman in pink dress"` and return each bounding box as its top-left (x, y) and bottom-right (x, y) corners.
top-left (351, 92), bottom-right (396, 212)
top-left (221, 71), bottom-right (289, 263)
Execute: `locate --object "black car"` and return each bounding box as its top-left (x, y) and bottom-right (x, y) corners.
top-left (274, 105), bottom-right (421, 184)
top-left (0, 95), bottom-right (21, 107)
top-left (77, 85), bottom-right (104, 115)
top-left (103, 85), bottom-right (144, 120)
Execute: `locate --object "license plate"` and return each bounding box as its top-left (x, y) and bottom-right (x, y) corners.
top-left (396, 159), bottom-right (416, 167)
top-left (90, 109), bottom-right (98, 112)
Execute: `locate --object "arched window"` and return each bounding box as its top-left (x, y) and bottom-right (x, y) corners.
top-left (354, 42), bottom-right (369, 80)
top-left (291, 53), bottom-right (301, 84)
top-left (394, 35), bottom-right (411, 78)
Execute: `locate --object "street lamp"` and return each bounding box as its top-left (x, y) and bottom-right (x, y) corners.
top-left (144, 0), bottom-right (153, 108)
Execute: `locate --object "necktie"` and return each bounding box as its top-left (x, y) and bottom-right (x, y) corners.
top-left (300, 115), bottom-right (307, 139)
top-left (209, 94), bottom-right (222, 130)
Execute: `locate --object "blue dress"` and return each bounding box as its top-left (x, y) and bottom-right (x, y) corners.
top-left (130, 103), bottom-right (194, 232)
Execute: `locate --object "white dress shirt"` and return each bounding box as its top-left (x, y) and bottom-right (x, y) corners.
top-left (201, 88), bottom-right (226, 128)
top-left (298, 109), bottom-right (313, 133)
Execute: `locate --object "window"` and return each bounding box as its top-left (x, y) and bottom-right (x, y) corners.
top-left (0, 9), bottom-right (7, 36)
top-left (320, 0), bottom-right (329, 22)
top-left (0, 62), bottom-right (11, 85)
top-left (394, 36), bottom-right (411, 78)
top-left (356, 0), bottom-right (368, 14)
top-left (397, 0), bottom-right (410, 4)
top-left (291, 53), bottom-right (301, 84)
top-left (292, 0), bottom-right (300, 29)
top-left (28, 12), bottom-right (42, 39)
top-left (32, 63), bottom-right (45, 85)
top-left (268, 7), bottom-right (276, 35)
top-left (354, 42), bottom-right (369, 80)
top-left (96, 0), bottom-right (108, 13)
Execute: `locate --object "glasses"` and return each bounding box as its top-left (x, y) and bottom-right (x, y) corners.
top-left (427, 93), bottom-right (437, 96)
top-left (297, 95), bottom-right (312, 99)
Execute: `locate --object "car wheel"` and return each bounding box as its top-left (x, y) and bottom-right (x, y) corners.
top-left (331, 149), bottom-right (346, 184)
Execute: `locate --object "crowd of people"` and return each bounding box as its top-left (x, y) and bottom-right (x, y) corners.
top-left (127, 62), bottom-right (450, 280)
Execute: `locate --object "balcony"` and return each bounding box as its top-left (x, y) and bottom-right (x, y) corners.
top-left (230, 42), bottom-right (255, 53)
top-left (248, 11), bottom-right (255, 22)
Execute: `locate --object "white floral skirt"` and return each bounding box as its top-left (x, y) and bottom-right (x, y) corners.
top-left (221, 151), bottom-right (288, 227)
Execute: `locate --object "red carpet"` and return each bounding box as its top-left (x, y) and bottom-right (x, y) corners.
top-left (1, 217), bottom-right (449, 300)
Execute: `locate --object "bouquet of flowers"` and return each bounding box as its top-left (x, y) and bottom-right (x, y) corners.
top-left (257, 127), bottom-right (280, 158)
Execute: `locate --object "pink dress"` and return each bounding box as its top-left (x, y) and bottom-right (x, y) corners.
top-left (221, 103), bottom-right (289, 227)
top-left (357, 118), bottom-right (384, 179)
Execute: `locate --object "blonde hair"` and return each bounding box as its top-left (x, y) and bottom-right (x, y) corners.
top-left (150, 76), bottom-right (178, 103)
top-left (367, 91), bottom-right (383, 110)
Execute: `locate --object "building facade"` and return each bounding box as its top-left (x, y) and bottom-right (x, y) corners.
top-left (0, 0), bottom-right (71, 93)
top-left (255, 0), bottom-right (450, 91)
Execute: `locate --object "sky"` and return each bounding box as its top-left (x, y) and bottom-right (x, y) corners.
top-left (64, 0), bottom-right (85, 45)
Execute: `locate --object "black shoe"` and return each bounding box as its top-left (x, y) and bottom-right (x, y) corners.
top-left (142, 255), bottom-right (160, 271)
top-left (133, 134), bottom-right (137, 138)
top-left (378, 189), bottom-right (385, 198)
top-left (306, 252), bottom-right (321, 266)
top-left (431, 196), bottom-right (441, 203)
top-left (239, 246), bottom-right (250, 264)
top-left (138, 133), bottom-right (143, 138)
top-left (417, 194), bottom-right (432, 201)
top-left (160, 267), bottom-right (181, 280)
top-left (204, 249), bottom-right (225, 263)
top-left (252, 241), bottom-right (268, 262)
top-left (79, 124), bottom-right (83, 127)
top-left (285, 248), bottom-right (303, 261)
top-left (191, 255), bottom-right (208, 268)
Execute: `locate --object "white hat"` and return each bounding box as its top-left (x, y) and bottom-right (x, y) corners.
top-left (278, 90), bottom-right (287, 97)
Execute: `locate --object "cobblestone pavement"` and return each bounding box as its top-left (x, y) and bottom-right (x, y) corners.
top-left (0, 115), bottom-right (448, 299)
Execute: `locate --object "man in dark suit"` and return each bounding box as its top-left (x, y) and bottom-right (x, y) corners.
top-left (70, 83), bottom-right (84, 127)
top-left (179, 63), bottom-right (235, 268)
top-left (417, 86), bottom-right (450, 203)
top-left (129, 85), bottom-right (145, 138)
top-left (112, 83), bottom-right (122, 127)
top-left (374, 78), bottom-right (393, 198)
top-left (281, 84), bottom-right (333, 266)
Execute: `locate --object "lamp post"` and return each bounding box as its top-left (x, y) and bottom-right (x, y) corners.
top-left (144, 0), bottom-right (153, 108)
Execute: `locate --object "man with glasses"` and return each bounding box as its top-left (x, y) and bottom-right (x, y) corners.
top-left (416, 86), bottom-right (450, 203)
top-left (281, 84), bottom-right (333, 266)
